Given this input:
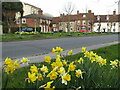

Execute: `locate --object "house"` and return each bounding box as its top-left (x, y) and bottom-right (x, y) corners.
top-left (14, 14), bottom-right (52, 32)
top-left (14, 2), bottom-right (52, 32)
top-left (93, 11), bottom-right (120, 32)
top-left (52, 10), bottom-right (120, 32)
top-left (52, 10), bottom-right (94, 32)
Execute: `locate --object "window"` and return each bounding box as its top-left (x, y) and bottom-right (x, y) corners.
top-left (97, 16), bottom-right (100, 21)
top-left (106, 15), bottom-right (109, 20)
top-left (16, 19), bottom-right (20, 24)
top-left (82, 20), bottom-right (86, 25)
top-left (22, 18), bottom-right (26, 24)
top-left (78, 20), bottom-right (80, 25)
top-left (83, 14), bottom-right (86, 17)
top-left (71, 27), bottom-right (73, 30)
top-left (40, 19), bottom-right (42, 24)
top-left (53, 24), bottom-right (56, 27)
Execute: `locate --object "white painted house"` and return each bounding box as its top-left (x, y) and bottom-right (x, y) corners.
top-left (93, 11), bottom-right (120, 32)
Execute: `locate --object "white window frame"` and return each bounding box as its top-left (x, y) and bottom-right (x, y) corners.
top-left (16, 19), bottom-right (20, 24)
top-left (22, 18), bottom-right (26, 24)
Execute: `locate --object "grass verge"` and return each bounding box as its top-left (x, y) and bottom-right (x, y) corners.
top-left (2, 44), bottom-right (119, 88)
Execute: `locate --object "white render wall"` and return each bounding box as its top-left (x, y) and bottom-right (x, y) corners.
top-left (22, 3), bottom-right (39, 16)
top-left (93, 22), bottom-right (120, 32)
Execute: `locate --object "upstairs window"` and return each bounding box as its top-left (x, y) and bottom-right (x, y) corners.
top-left (22, 18), bottom-right (26, 24)
top-left (106, 15), bottom-right (109, 21)
top-left (97, 16), bottom-right (100, 21)
top-left (83, 14), bottom-right (86, 18)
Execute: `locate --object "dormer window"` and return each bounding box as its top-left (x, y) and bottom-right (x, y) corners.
top-left (97, 16), bottom-right (100, 21)
top-left (106, 15), bottom-right (109, 20)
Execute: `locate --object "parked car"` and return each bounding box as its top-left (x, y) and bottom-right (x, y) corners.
top-left (80, 28), bottom-right (90, 32)
top-left (21, 28), bottom-right (33, 32)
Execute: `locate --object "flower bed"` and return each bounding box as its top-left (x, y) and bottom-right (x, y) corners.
top-left (2, 46), bottom-right (120, 89)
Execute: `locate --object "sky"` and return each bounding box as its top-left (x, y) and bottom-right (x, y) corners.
top-left (20, 0), bottom-right (119, 17)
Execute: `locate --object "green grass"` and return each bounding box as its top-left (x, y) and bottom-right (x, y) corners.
top-left (2, 44), bottom-right (120, 88)
top-left (1, 32), bottom-right (118, 42)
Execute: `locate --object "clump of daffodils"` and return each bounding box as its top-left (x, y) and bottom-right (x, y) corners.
top-left (3, 57), bottom-right (29, 74)
top-left (4, 46), bottom-right (119, 89)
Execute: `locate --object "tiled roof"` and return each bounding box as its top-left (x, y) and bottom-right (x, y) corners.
top-left (94, 14), bottom-right (120, 22)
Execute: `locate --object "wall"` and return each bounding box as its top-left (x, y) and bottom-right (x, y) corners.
top-left (93, 22), bottom-right (119, 32)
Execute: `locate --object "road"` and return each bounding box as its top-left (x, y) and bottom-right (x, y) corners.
top-left (2, 35), bottom-right (118, 60)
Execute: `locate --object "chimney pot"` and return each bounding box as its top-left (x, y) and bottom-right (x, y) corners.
top-left (88, 10), bottom-right (91, 13)
top-left (77, 10), bottom-right (79, 14)
top-left (113, 11), bottom-right (116, 15)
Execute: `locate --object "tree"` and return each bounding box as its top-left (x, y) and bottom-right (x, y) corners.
top-left (2, 1), bottom-right (23, 33)
top-left (61, 2), bottom-right (75, 32)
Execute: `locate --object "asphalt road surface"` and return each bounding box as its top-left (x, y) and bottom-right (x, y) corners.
top-left (2, 35), bottom-right (118, 60)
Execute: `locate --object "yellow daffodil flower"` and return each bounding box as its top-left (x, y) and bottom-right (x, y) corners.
top-left (38, 74), bottom-right (44, 81)
top-left (21, 57), bottom-right (29, 64)
top-left (75, 69), bottom-right (84, 79)
top-left (40, 65), bottom-right (49, 74)
top-left (13, 60), bottom-right (20, 68)
top-left (28, 72), bottom-right (37, 83)
top-left (68, 62), bottom-right (76, 72)
top-left (68, 50), bottom-right (73, 55)
top-left (30, 65), bottom-right (38, 74)
top-left (62, 60), bottom-right (67, 65)
top-left (45, 56), bottom-right (51, 63)
top-left (81, 47), bottom-right (87, 52)
top-left (4, 57), bottom-right (13, 65)
top-left (47, 70), bottom-right (58, 80)
top-left (110, 60), bottom-right (118, 68)
top-left (44, 81), bottom-right (55, 90)
top-left (57, 67), bottom-right (66, 75)
top-left (78, 58), bottom-right (84, 64)
top-left (99, 59), bottom-right (107, 66)
top-left (62, 73), bottom-right (71, 85)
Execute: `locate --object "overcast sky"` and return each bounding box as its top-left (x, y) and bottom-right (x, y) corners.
top-left (20, 0), bottom-right (119, 17)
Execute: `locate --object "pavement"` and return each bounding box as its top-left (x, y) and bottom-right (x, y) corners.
top-left (1, 41), bottom-right (119, 68)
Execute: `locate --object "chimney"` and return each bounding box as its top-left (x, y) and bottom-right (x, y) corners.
top-left (63, 13), bottom-right (65, 16)
top-left (38, 9), bottom-right (43, 15)
top-left (88, 10), bottom-right (92, 13)
top-left (113, 11), bottom-right (116, 15)
top-left (60, 14), bottom-right (62, 16)
top-left (77, 10), bottom-right (79, 14)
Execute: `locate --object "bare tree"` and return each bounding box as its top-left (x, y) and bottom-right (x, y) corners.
top-left (61, 2), bottom-right (75, 32)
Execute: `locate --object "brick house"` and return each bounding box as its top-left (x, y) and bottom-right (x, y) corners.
top-left (52, 10), bottom-right (94, 32)
top-left (14, 14), bottom-right (52, 32)
top-left (93, 11), bottom-right (120, 32)
top-left (52, 10), bottom-right (120, 32)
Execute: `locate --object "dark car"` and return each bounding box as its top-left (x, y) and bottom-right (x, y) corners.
top-left (21, 28), bottom-right (33, 32)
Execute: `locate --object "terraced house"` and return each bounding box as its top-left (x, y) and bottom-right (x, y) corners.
top-left (52, 10), bottom-right (120, 32)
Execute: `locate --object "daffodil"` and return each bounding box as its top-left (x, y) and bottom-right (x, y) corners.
top-left (52, 47), bottom-right (63, 54)
top-left (62, 60), bottom-right (67, 65)
top-left (44, 81), bottom-right (55, 90)
top-left (62, 73), bottom-right (71, 85)
top-left (30, 65), bottom-right (38, 74)
top-left (57, 67), bottom-right (66, 75)
top-left (78, 58), bottom-right (84, 64)
top-left (47, 70), bottom-right (58, 80)
top-left (28, 72), bottom-right (37, 83)
top-left (45, 56), bottom-right (51, 63)
top-left (68, 62), bottom-right (76, 72)
top-left (13, 60), bottom-right (20, 68)
top-left (38, 74), bottom-right (44, 81)
top-left (75, 69), bottom-right (84, 79)
top-left (4, 57), bottom-right (13, 65)
top-left (21, 57), bottom-right (29, 64)
top-left (81, 47), bottom-right (87, 52)
top-left (68, 50), bottom-right (73, 55)
top-left (5, 67), bottom-right (15, 74)
top-left (110, 60), bottom-right (118, 68)
top-left (40, 65), bottom-right (49, 74)
top-left (99, 59), bottom-right (107, 66)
